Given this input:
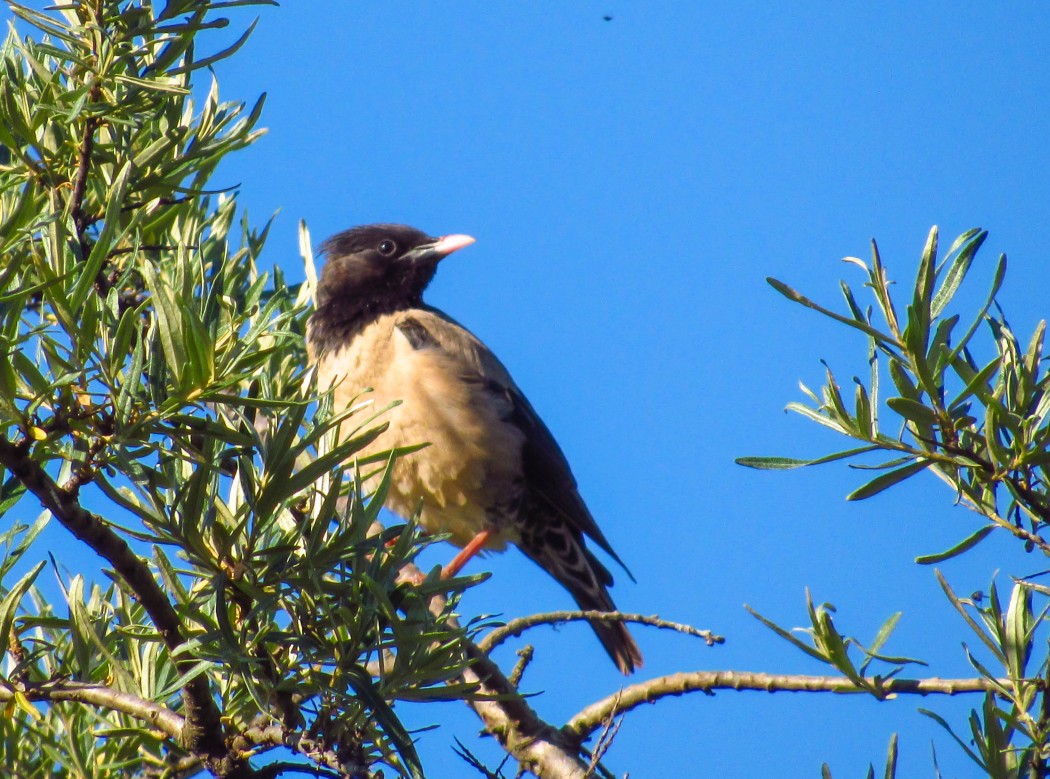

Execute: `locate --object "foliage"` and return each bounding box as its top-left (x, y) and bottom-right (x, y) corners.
top-left (0, 3), bottom-right (479, 777)
top-left (741, 226), bottom-right (1050, 777)
top-left (4, 2), bottom-right (1045, 778)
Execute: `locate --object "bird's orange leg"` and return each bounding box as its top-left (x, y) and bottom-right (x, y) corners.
top-left (442, 529), bottom-right (492, 579)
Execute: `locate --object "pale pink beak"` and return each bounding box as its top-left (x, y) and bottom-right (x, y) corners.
top-left (431, 233), bottom-right (476, 257)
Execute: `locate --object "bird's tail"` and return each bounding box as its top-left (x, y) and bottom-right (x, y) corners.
top-left (518, 521), bottom-right (643, 675)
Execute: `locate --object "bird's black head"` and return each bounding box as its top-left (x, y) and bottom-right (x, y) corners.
top-left (309, 223), bottom-right (475, 350)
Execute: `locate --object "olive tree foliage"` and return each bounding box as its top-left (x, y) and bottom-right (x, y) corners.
top-left (0, 3), bottom-right (481, 777)
top-left (742, 227), bottom-right (1050, 778)
top-left (4, 3), bottom-right (1048, 779)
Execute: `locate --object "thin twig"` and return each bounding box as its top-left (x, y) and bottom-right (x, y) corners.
top-left (564, 670), bottom-right (1017, 740)
top-left (82, 195), bottom-right (192, 228)
top-left (508, 645), bottom-right (534, 687)
top-left (583, 690), bottom-right (622, 779)
top-left (478, 610), bottom-right (723, 654)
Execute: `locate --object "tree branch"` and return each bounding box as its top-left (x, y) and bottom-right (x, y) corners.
top-left (564, 670), bottom-right (1013, 740)
top-left (234, 722), bottom-right (371, 776)
top-left (478, 610), bottom-right (722, 655)
top-left (391, 562), bottom-right (593, 778)
top-left (462, 644), bottom-right (593, 779)
top-left (70, 113), bottom-right (99, 237)
top-left (0, 436), bottom-right (242, 774)
top-left (0, 679), bottom-right (184, 739)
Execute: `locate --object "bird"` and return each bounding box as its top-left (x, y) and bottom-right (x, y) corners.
top-left (306, 224), bottom-right (642, 674)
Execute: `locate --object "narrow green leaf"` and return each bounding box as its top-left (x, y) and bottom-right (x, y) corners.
top-left (910, 226), bottom-right (938, 355)
top-left (931, 230), bottom-right (987, 318)
top-left (839, 280), bottom-right (866, 324)
top-left (935, 571), bottom-right (1006, 663)
top-left (155, 660), bottom-right (217, 699)
top-left (0, 509), bottom-right (47, 582)
top-left (855, 379), bottom-right (873, 439)
top-left (1004, 582), bottom-right (1031, 680)
top-left (867, 612), bottom-right (901, 657)
top-left (869, 239), bottom-right (901, 338)
top-left (961, 646), bottom-right (1011, 697)
top-left (735, 446), bottom-right (881, 470)
top-left (69, 161), bottom-right (133, 313)
top-left (883, 732), bottom-right (898, 779)
top-left (846, 459), bottom-right (929, 501)
top-left (915, 526), bottom-right (995, 564)
top-left (767, 278), bottom-right (898, 348)
top-left (116, 318), bottom-right (147, 426)
top-left (821, 362), bottom-right (851, 425)
top-left (1023, 319), bottom-right (1045, 384)
top-left (927, 315), bottom-right (959, 372)
top-left (949, 354), bottom-right (1000, 409)
top-left (344, 664), bottom-right (424, 779)
top-left (168, 19), bottom-right (261, 75)
top-left (0, 560), bottom-right (46, 654)
top-left (868, 336), bottom-right (879, 433)
top-left (939, 228), bottom-right (984, 272)
top-left (815, 608), bottom-right (864, 685)
top-left (886, 397), bottom-right (941, 428)
top-left (142, 262), bottom-right (186, 388)
top-left (745, 604), bottom-right (828, 663)
top-left (944, 252), bottom-right (1007, 368)
top-left (888, 358), bottom-right (920, 401)
top-left (983, 403), bottom-right (1008, 470)
top-left (784, 402), bottom-right (848, 434)
top-left (918, 708), bottom-right (987, 770)
top-left (903, 304), bottom-right (941, 399)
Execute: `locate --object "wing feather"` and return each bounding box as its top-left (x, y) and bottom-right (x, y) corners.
top-left (397, 308), bottom-right (631, 576)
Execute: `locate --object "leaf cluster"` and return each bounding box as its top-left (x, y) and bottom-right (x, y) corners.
top-left (741, 226), bottom-right (1050, 563)
top-left (0, 3), bottom-right (479, 777)
top-left (741, 227), bottom-right (1050, 777)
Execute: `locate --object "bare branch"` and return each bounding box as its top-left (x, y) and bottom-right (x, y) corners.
top-left (478, 610), bottom-right (722, 655)
top-left (564, 670), bottom-right (1014, 740)
top-left (0, 679), bottom-right (184, 739)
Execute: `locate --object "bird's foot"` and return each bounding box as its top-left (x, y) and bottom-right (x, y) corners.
top-left (441, 528), bottom-right (492, 579)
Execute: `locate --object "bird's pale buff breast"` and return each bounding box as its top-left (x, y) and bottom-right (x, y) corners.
top-left (315, 312), bottom-right (525, 549)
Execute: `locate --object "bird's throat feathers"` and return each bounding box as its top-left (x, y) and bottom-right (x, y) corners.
top-left (309, 288), bottom-right (420, 357)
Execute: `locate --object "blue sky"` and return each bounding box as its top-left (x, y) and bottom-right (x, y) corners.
top-left (14, 2), bottom-right (1050, 776)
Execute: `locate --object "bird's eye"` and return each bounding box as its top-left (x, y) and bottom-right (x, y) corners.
top-left (377, 239), bottom-right (397, 256)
